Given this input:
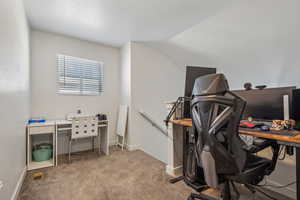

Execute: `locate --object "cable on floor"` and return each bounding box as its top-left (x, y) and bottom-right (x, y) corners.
top-left (254, 187), bottom-right (278, 200)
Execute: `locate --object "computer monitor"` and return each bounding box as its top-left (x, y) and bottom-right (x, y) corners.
top-left (232, 86), bottom-right (296, 121)
top-left (184, 66), bottom-right (216, 117)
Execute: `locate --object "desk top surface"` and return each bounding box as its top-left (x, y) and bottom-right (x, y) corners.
top-left (27, 121), bottom-right (56, 127)
top-left (28, 119), bottom-right (108, 127)
top-left (170, 119), bottom-right (300, 144)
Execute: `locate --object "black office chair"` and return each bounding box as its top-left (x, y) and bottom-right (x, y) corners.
top-left (185, 74), bottom-right (280, 200)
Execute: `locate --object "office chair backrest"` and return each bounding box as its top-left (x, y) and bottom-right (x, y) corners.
top-left (71, 116), bottom-right (98, 139)
top-left (191, 74), bottom-right (247, 188)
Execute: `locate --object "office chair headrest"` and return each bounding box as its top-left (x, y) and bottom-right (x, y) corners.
top-left (192, 73), bottom-right (229, 96)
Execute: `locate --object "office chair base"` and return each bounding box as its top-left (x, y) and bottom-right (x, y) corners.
top-left (244, 184), bottom-right (256, 194)
top-left (169, 176), bottom-right (184, 184)
top-left (187, 181), bottom-right (240, 200)
top-left (187, 193), bottom-right (218, 200)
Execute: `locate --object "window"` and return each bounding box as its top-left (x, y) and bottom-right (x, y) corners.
top-left (57, 54), bottom-right (104, 95)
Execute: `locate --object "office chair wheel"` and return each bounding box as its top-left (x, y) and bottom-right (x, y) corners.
top-left (187, 194), bottom-right (200, 200)
top-left (244, 184), bottom-right (256, 194)
top-left (187, 193), bottom-right (218, 200)
top-left (169, 176), bottom-right (184, 184)
top-left (187, 196), bottom-right (193, 200)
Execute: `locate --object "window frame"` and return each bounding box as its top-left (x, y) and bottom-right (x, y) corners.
top-left (56, 54), bottom-right (104, 96)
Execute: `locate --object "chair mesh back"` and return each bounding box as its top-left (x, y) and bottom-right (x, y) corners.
top-left (71, 116), bottom-right (98, 139)
top-left (191, 74), bottom-right (247, 187)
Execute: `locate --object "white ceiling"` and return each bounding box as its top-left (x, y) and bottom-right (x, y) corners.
top-left (153, 0), bottom-right (300, 89)
top-left (23, 0), bottom-right (234, 47)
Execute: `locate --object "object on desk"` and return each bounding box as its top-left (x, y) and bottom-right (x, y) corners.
top-left (116, 105), bottom-right (128, 151)
top-left (240, 121), bottom-right (264, 128)
top-left (271, 120), bottom-right (284, 130)
top-left (244, 82), bottom-right (252, 90)
top-left (287, 120), bottom-right (296, 129)
top-left (272, 120), bottom-right (295, 130)
top-left (28, 117), bottom-right (46, 124)
top-left (240, 121), bottom-right (256, 128)
top-left (283, 95), bottom-right (290, 120)
top-left (66, 113), bottom-right (76, 120)
top-left (260, 125), bottom-right (270, 132)
top-left (32, 143), bottom-right (53, 162)
top-left (66, 112), bottom-right (87, 121)
top-left (96, 113), bottom-right (107, 121)
top-left (255, 85), bottom-right (267, 90)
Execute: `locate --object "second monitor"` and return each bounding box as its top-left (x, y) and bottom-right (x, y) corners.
top-left (233, 86), bottom-right (295, 121)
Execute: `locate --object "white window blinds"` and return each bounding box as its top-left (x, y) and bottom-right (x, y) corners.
top-left (57, 54), bottom-right (104, 95)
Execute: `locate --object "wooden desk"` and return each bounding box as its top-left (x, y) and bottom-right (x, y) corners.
top-left (170, 118), bottom-right (300, 145)
top-left (167, 118), bottom-right (300, 200)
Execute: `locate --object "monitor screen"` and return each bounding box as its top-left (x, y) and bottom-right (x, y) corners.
top-left (232, 87), bottom-right (295, 120)
top-left (184, 66), bottom-right (216, 117)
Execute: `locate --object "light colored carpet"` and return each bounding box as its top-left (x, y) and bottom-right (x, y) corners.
top-left (19, 147), bottom-right (292, 200)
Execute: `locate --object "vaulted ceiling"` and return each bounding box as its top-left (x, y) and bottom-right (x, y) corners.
top-left (24, 0), bottom-right (235, 46)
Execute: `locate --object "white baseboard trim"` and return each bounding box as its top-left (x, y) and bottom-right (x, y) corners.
top-left (11, 166), bottom-right (27, 200)
top-left (166, 165), bottom-right (183, 177)
top-left (126, 144), bottom-right (141, 151)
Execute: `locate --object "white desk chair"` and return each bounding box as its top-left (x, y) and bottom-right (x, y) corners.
top-left (69, 116), bottom-right (98, 162)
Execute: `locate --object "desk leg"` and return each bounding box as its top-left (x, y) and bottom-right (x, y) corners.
top-left (297, 147), bottom-right (300, 200)
top-left (102, 126), bottom-right (109, 155)
top-left (55, 124), bottom-right (58, 166)
top-left (98, 128), bottom-right (101, 156)
top-left (106, 125), bottom-right (109, 155)
top-left (99, 126), bottom-right (109, 155)
top-left (103, 126), bottom-right (109, 155)
top-left (26, 128), bottom-right (30, 169)
top-left (166, 123), bottom-right (184, 177)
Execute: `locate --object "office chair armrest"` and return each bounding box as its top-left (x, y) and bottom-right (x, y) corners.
top-left (243, 139), bottom-right (276, 154)
top-left (260, 140), bottom-right (281, 175)
top-left (243, 139), bottom-right (280, 175)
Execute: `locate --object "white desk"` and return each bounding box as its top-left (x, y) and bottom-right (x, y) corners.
top-left (55, 119), bottom-right (109, 166)
top-left (27, 121), bottom-right (56, 170)
top-left (27, 119), bottom-right (109, 170)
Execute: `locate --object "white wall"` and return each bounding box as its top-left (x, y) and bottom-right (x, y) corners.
top-left (120, 43), bottom-right (133, 147)
top-left (163, 0), bottom-right (300, 90)
top-left (0, 0), bottom-right (30, 199)
top-left (120, 43), bottom-right (131, 106)
top-left (129, 42), bottom-right (185, 162)
top-left (120, 42), bottom-right (186, 161)
top-left (30, 30), bottom-right (120, 152)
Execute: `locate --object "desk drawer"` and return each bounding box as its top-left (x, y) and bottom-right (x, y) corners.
top-left (29, 126), bottom-right (55, 135)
